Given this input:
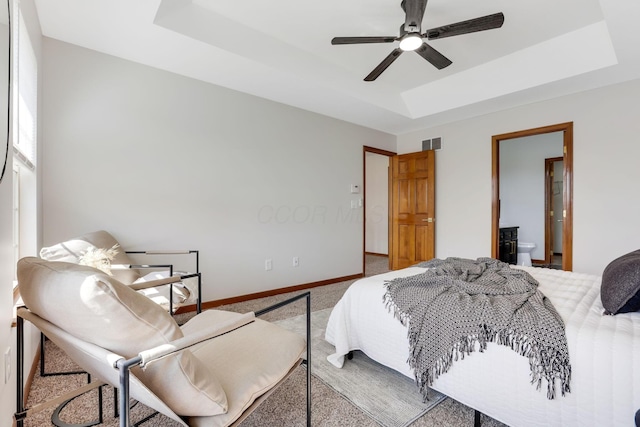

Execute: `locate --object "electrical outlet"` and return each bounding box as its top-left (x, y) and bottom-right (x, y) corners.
top-left (265, 259), bottom-right (272, 271)
top-left (293, 257), bottom-right (299, 267)
top-left (4, 347), bottom-right (10, 384)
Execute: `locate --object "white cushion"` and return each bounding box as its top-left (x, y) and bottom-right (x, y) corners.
top-left (182, 310), bottom-right (306, 427)
top-left (134, 271), bottom-right (192, 310)
top-left (17, 257), bottom-right (227, 416)
top-left (39, 230), bottom-right (140, 284)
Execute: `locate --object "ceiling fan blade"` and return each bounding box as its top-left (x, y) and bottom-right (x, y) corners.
top-left (331, 36), bottom-right (397, 45)
top-left (414, 42), bottom-right (452, 70)
top-left (402, 0), bottom-right (428, 32)
top-left (425, 12), bottom-right (505, 40)
top-left (364, 48), bottom-right (403, 81)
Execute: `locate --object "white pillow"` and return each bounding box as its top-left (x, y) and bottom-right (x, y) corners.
top-left (39, 230), bottom-right (140, 285)
top-left (18, 257), bottom-right (227, 416)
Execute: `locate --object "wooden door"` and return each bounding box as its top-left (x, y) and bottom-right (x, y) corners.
top-left (390, 150), bottom-right (435, 270)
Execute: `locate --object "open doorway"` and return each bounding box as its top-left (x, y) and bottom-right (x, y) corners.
top-left (491, 122), bottom-right (573, 271)
top-left (363, 146), bottom-right (395, 276)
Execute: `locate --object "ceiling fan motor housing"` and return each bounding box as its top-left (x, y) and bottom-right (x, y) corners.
top-left (331, 0), bottom-right (504, 81)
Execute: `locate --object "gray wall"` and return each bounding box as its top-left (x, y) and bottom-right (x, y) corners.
top-left (40, 38), bottom-right (396, 302)
top-left (398, 78), bottom-right (640, 275)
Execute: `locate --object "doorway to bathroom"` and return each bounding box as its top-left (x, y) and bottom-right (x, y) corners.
top-left (491, 122), bottom-right (573, 271)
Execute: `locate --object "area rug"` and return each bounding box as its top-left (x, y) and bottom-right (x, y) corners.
top-left (275, 308), bottom-right (446, 427)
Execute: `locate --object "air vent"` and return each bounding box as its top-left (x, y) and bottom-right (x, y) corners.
top-left (421, 137), bottom-right (442, 151)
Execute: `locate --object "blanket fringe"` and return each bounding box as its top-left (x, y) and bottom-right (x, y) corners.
top-left (406, 325), bottom-right (572, 401)
top-left (383, 258), bottom-right (571, 402)
top-left (384, 291), bottom-right (411, 326)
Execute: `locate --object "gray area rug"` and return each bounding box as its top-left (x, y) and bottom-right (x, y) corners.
top-left (275, 308), bottom-right (446, 427)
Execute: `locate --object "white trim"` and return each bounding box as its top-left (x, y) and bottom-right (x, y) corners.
top-left (13, 144), bottom-right (33, 169)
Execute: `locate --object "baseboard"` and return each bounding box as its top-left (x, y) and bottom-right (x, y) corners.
top-left (175, 272), bottom-right (364, 314)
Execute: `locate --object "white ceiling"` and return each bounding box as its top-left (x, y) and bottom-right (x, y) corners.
top-left (34, 0), bottom-right (640, 135)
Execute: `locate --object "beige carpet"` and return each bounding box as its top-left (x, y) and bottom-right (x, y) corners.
top-left (22, 255), bottom-right (505, 427)
top-left (275, 308), bottom-right (446, 427)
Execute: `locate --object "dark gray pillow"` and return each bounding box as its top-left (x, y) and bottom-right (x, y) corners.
top-left (601, 249), bottom-right (640, 315)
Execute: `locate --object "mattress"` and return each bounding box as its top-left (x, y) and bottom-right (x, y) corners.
top-left (325, 266), bottom-right (640, 426)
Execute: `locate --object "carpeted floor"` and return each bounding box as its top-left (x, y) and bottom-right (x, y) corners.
top-left (23, 255), bottom-right (506, 427)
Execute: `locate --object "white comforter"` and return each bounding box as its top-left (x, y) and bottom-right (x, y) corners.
top-left (325, 266), bottom-right (640, 426)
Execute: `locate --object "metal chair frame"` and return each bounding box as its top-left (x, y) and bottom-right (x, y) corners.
top-left (15, 292), bottom-right (311, 427)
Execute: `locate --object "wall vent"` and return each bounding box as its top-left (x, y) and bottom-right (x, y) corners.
top-left (421, 137), bottom-right (442, 151)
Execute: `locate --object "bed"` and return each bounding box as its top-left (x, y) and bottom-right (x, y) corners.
top-left (325, 263), bottom-right (640, 426)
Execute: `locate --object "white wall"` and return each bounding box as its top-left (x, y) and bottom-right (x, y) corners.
top-left (0, 20), bottom-right (12, 421)
top-left (2, 0), bottom-right (42, 424)
top-left (365, 152), bottom-right (388, 254)
top-left (398, 78), bottom-right (640, 275)
top-left (40, 38), bottom-right (396, 302)
top-left (0, 46), bottom-right (13, 427)
top-left (500, 132), bottom-right (563, 260)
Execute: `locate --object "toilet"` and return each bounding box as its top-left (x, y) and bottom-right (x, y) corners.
top-left (517, 242), bottom-right (536, 266)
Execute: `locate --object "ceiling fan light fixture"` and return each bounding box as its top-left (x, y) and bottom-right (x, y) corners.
top-left (399, 34), bottom-right (422, 51)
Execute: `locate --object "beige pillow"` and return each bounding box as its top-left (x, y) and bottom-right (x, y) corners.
top-left (39, 230), bottom-right (140, 284)
top-left (17, 257), bottom-right (227, 416)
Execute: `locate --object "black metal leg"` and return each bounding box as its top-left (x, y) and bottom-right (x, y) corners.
top-left (474, 409), bottom-right (481, 427)
top-left (40, 332), bottom-right (84, 377)
top-left (306, 293), bottom-right (311, 427)
top-left (15, 316), bottom-right (25, 427)
top-left (51, 373), bottom-right (104, 427)
top-left (113, 387), bottom-right (118, 418)
top-left (40, 332), bottom-right (45, 375)
top-left (15, 314), bottom-right (103, 427)
top-left (255, 292), bottom-right (312, 427)
top-left (169, 282), bottom-right (174, 317)
top-left (197, 273), bottom-right (202, 314)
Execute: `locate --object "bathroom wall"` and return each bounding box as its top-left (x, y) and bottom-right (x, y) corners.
top-left (499, 132), bottom-right (564, 261)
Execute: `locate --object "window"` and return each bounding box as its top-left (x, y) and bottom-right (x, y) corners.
top-left (14, 8), bottom-right (36, 168)
top-left (12, 164), bottom-right (18, 284)
top-left (12, 4), bottom-right (38, 291)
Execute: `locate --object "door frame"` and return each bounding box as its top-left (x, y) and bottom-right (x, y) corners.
top-left (491, 122), bottom-right (573, 271)
top-left (545, 156), bottom-right (563, 266)
top-left (363, 146), bottom-right (396, 274)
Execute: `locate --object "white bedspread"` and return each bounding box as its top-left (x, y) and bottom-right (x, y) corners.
top-left (325, 266), bottom-right (640, 426)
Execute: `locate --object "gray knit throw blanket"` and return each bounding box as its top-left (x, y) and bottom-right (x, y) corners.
top-left (384, 257), bottom-right (571, 400)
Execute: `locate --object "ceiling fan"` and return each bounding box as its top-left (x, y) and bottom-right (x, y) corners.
top-left (331, 0), bottom-right (505, 81)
